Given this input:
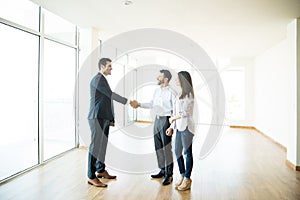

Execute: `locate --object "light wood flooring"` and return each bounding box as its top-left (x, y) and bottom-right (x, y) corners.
top-left (1, 127), bottom-right (300, 200)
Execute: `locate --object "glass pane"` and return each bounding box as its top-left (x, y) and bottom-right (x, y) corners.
top-left (0, 0), bottom-right (39, 31)
top-left (126, 56), bottom-right (137, 122)
top-left (126, 69), bottom-right (137, 123)
top-left (43, 9), bottom-right (76, 45)
top-left (43, 39), bottom-right (76, 160)
top-left (0, 23), bottom-right (39, 180)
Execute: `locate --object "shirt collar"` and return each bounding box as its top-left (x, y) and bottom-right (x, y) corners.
top-left (160, 85), bottom-right (169, 90)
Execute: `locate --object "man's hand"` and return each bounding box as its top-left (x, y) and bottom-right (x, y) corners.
top-left (130, 100), bottom-right (140, 108)
top-left (166, 127), bottom-right (174, 136)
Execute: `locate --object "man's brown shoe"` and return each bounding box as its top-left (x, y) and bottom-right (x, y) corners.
top-left (87, 178), bottom-right (107, 187)
top-left (96, 170), bottom-right (117, 179)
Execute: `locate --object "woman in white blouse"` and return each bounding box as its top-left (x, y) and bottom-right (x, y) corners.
top-left (166, 71), bottom-right (194, 191)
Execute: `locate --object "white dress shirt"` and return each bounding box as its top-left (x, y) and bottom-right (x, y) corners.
top-left (140, 86), bottom-right (176, 117)
top-left (171, 94), bottom-right (195, 133)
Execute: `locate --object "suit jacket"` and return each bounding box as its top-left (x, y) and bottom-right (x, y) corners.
top-left (88, 72), bottom-right (127, 121)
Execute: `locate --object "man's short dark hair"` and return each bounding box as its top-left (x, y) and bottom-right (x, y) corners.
top-left (98, 58), bottom-right (112, 70)
top-left (160, 69), bottom-right (172, 82)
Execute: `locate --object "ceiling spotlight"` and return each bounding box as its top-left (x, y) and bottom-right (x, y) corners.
top-left (123, 0), bottom-right (133, 6)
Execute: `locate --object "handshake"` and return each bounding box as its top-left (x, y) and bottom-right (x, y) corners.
top-left (129, 100), bottom-right (140, 109)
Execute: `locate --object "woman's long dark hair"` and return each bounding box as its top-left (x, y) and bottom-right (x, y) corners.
top-left (178, 71), bottom-right (194, 99)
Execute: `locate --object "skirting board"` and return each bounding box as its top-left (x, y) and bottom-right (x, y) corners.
top-left (230, 125), bottom-right (299, 171)
top-left (286, 160), bottom-right (300, 171)
top-left (135, 120), bottom-right (153, 124)
top-left (229, 125), bottom-right (256, 129)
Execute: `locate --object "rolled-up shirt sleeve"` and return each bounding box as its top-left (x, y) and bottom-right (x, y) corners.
top-left (140, 100), bottom-right (153, 109)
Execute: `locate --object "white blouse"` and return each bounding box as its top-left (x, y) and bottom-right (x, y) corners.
top-left (171, 93), bottom-right (194, 133)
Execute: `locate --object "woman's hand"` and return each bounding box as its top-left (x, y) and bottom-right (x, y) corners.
top-left (166, 127), bottom-right (174, 136)
top-left (169, 117), bottom-right (175, 124)
top-left (169, 115), bottom-right (181, 124)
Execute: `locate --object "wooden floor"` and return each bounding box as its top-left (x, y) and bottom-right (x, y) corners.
top-left (1, 127), bottom-right (300, 200)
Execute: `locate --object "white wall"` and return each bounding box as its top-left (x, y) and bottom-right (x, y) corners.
top-left (254, 31), bottom-right (295, 150)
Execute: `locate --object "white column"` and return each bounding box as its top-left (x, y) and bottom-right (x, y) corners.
top-left (286, 19), bottom-right (300, 167)
top-left (297, 18), bottom-right (300, 167)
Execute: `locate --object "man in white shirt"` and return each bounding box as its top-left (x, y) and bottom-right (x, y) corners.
top-left (131, 70), bottom-right (176, 185)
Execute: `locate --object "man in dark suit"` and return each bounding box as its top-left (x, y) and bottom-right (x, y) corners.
top-left (87, 58), bottom-right (128, 187)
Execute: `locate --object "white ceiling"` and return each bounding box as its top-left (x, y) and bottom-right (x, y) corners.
top-left (30, 0), bottom-right (300, 58)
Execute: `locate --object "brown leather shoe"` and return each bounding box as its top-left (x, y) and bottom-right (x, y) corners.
top-left (96, 170), bottom-right (117, 179)
top-left (87, 178), bottom-right (107, 187)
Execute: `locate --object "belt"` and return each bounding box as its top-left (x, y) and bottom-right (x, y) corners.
top-left (156, 115), bottom-right (170, 119)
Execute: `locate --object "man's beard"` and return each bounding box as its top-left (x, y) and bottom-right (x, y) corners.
top-left (157, 79), bottom-right (163, 85)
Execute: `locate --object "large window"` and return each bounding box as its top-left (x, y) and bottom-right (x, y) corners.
top-left (0, 0), bottom-right (78, 181)
top-left (43, 39), bottom-right (76, 160)
top-left (43, 9), bottom-right (76, 45)
top-left (0, 23), bottom-right (39, 180)
top-left (0, 0), bottom-right (39, 31)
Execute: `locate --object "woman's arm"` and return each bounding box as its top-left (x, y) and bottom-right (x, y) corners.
top-left (169, 115), bottom-right (181, 124)
top-left (179, 97), bottom-right (194, 118)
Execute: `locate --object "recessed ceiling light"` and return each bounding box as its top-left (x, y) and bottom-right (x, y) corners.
top-left (123, 0), bottom-right (133, 6)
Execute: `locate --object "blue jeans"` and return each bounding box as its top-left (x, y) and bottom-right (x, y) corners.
top-left (175, 127), bottom-right (194, 179)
